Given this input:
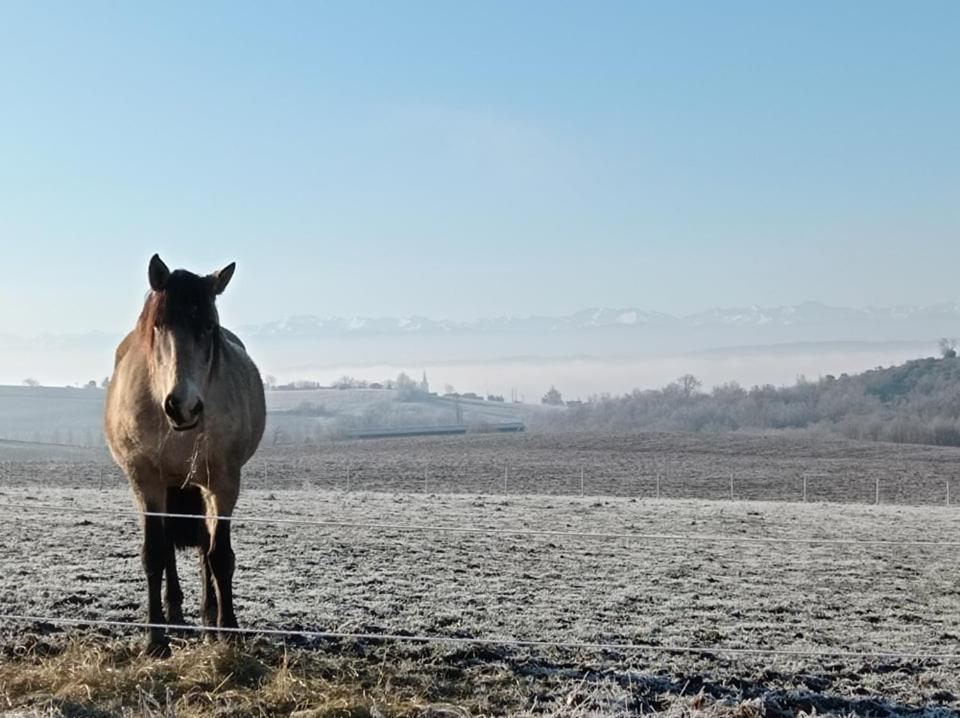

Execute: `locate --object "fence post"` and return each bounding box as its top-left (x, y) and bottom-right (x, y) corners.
top-left (346, 467), bottom-right (351, 493)
top-left (580, 466), bottom-right (585, 497)
top-left (503, 466), bottom-right (508, 495)
top-left (98, 465), bottom-right (104, 491)
top-left (656, 472), bottom-right (661, 500)
top-left (875, 477), bottom-right (880, 505)
top-left (423, 467), bottom-right (428, 494)
top-left (729, 474), bottom-right (734, 501)
top-left (802, 475), bottom-right (807, 502)
top-left (948, 480), bottom-right (951, 507)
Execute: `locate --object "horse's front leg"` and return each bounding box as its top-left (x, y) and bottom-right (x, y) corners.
top-left (198, 525), bottom-right (219, 634)
top-left (141, 508), bottom-right (171, 657)
top-left (211, 520), bottom-right (237, 636)
top-left (205, 484), bottom-right (239, 639)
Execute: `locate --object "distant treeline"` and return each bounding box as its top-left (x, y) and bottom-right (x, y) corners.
top-left (537, 356), bottom-right (960, 447)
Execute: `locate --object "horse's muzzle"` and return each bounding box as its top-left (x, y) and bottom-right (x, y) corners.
top-left (164, 394), bottom-right (204, 431)
top-left (172, 419), bottom-right (201, 432)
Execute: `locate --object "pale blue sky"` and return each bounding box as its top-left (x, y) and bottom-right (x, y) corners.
top-left (0, 1), bottom-right (957, 334)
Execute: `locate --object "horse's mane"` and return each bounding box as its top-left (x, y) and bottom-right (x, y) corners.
top-left (136, 292), bottom-right (163, 347)
top-left (136, 270), bottom-right (224, 371)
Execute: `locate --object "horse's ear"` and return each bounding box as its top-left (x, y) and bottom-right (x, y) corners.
top-left (211, 262), bottom-right (236, 295)
top-left (149, 254), bottom-right (170, 292)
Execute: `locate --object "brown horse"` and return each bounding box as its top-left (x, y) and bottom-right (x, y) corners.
top-left (104, 255), bottom-right (266, 657)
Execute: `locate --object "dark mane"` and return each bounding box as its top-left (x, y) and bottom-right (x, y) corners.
top-left (137, 270), bottom-right (223, 369)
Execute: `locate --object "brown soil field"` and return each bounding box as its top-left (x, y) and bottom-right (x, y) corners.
top-left (4, 430), bottom-right (960, 504)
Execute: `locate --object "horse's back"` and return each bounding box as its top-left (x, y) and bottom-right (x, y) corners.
top-left (217, 326), bottom-right (266, 463)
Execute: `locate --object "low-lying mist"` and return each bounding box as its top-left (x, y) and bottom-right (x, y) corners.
top-left (0, 330), bottom-right (934, 403)
top-left (268, 343), bottom-right (931, 402)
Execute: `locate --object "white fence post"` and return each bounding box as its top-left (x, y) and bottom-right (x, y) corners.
top-left (503, 466), bottom-right (508, 494)
top-left (580, 466), bottom-right (585, 497)
top-left (729, 474), bottom-right (734, 501)
top-left (656, 472), bottom-right (661, 500)
top-left (98, 465), bottom-right (104, 491)
top-left (802, 475), bottom-right (807, 502)
top-left (875, 477), bottom-right (880, 505)
top-left (947, 480), bottom-right (951, 506)
top-left (423, 467), bottom-right (428, 494)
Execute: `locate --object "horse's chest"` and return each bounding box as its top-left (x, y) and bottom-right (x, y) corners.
top-left (116, 419), bottom-right (207, 481)
top-left (157, 438), bottom-right (203, 476)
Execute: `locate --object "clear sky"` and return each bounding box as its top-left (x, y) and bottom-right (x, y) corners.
top-left (1, 1), bottom-right (957, 334)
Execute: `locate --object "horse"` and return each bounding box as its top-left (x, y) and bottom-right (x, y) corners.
top-left (104, 254), bottom-right (266, 657)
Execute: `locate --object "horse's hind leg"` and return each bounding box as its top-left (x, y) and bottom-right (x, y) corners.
top-left (164, 539), bottom-right (185, 627)
top-left (164, 486), bottom-right (201, 629)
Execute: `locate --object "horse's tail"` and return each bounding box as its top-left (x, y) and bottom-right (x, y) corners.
top-left (165, 486), bottom-right (206, 548)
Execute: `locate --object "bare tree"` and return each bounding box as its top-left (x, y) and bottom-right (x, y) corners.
top-left (939, 338), bottom-right (957, 359)
top-left (22, 378), bottom-right (40, 387)
top-left (396, 372), bottom-right (422, 401)
top-left (332, 375), bottom-right (364, 389)
top-left (664, 374), bottom-right (702, 399)
top-left (542, 386), bottom-right (564, 406)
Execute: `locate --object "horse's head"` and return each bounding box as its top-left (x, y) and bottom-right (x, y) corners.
top-left (140, 254), bottom-right (235, 432)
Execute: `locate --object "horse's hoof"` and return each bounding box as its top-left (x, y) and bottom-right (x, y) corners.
top-left (143, 638), bottom-right (171, 659)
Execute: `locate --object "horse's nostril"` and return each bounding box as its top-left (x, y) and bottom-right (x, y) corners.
top-left (192, 399), bottom-right (204, 418)
top-left (163, 395), bottom-right (180, 420)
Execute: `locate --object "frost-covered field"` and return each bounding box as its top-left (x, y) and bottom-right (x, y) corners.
top-left (3, 483), bottom-right (960, 714)
top-left (3, 433), bottom-right (960, 715)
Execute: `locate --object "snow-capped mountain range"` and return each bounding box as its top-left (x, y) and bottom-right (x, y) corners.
top-left (242, 302), bottom-right (960, 339)
top-left (2, 301), bottom-right (956, 386)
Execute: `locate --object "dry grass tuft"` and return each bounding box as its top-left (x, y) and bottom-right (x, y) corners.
top-left (3, 631), bottom-right (945, 716)
top-left (0, 635), bottom-right (524, 717)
